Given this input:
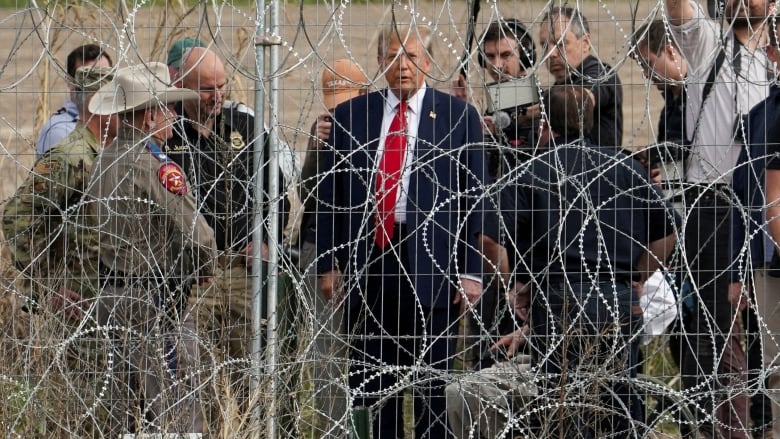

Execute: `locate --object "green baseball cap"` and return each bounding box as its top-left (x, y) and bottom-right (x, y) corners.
top-left (73, 65), bottom-right (114, 92)
top-left (167, 37), bottom-right (206, 68)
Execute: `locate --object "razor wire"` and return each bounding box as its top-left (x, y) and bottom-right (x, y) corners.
top-left (0, 0), bottom-right (777, 438)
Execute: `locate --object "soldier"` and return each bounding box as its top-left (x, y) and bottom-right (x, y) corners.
top-left (2, 65), bottom-right (116, 436)
top-left (86, 62), bottom-right (216, 436)
top-left (4, 65), bottom-right (116, 318)
top-left (36, 44), bottom-right (113, 157)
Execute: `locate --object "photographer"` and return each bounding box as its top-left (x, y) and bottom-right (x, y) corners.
top-left (451, 19), bottom-right (540, 371)
top-left (539, 7), bottom-right (623, 147)
top-left (453, 19), bottom-right (539, 177)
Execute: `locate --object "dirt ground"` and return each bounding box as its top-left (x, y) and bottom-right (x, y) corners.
top-left (0, 0), bottom-right (664, 204)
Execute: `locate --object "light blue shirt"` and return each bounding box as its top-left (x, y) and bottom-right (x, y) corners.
top-left (36, 99), bottom-right (79, 157)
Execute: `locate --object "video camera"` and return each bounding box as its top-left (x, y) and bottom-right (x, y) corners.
top-left (484, 74), bottom-right (540, 114)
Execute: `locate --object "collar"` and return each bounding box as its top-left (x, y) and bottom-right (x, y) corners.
top-left (76, 123), bottom-right (102, 155)
top-left (385, 83), bottom-right (427, 115)
top-left (117, 125), bottom-right (160, 150)
top-left (174, 101), bottom-right (225, 138)
top-left (64, 99), bottom-right (79, 115)
top-left (561, 55), bottom-right (604, 84)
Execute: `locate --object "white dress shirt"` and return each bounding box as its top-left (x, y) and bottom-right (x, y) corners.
top-left (376, 84), bottom-right (427, 224)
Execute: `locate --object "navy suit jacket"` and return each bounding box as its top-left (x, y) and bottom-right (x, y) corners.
top-left (316, 87), bottom-right (488, 309)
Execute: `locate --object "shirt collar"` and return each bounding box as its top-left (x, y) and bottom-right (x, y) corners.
top-left (64, 99), bottom-right (79, 117)
top-left (385, 82), bottom-right (427, 115)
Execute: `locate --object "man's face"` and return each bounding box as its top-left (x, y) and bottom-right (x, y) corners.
top-left (379, 33), bottom-right (431, 100)
top-left (724, 0), bottom-right (773, 26)
top-left (539, 16), bottom-right (590, 83)
top-left (150, 104), bottom-right (178, 143)
top-left (482, 37), bottom-right (527, 82)
top-left (181, 62), bottom-right (226, 122)
top-left (637, 44), bottom-right (686, 91)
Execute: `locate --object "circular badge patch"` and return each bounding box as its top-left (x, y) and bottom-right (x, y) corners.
top-left (158, 162), bottom-right (188, 195)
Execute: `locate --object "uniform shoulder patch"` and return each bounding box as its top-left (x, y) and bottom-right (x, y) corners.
top-left (158, 162), bottom-right (188, 195)
top-left (146, 142), bottom-right (188, 195)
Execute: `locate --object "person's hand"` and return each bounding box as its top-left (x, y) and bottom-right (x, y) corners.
top-left (49, 288), bottom-right (85, 321)
top-left (319, 269), bottom-right (343, 302)
top-left (507, 281), bottom-right (530, 320)
top-left (241, 242), bottom-right (270, 267)
top-left (491, 325), bottom-right (529, 358)
top-left (483, 115), bottom-right (498, 136)
top-left (453, 277), bottom-right (482, 313)
top-left (450, 74), bottom-right (471, 102)
top-left (316, 112), bottom-right (333, 142)
top-left (728, 281), bottom-right (748, 312)
top-left (632, 280), bottom-right (645, 298)
top-left (635, 148), bottom-right (663, 186)
top-left (517, 103), bottom-right (542, 126)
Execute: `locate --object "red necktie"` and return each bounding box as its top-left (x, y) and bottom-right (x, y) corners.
top-left (375, 101), bottom-right (408, 248)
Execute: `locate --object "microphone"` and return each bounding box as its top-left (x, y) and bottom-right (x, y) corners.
top-left (493, 111), bottom-right (512, 131)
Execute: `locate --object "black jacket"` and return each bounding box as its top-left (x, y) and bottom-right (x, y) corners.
top-left (558, 55), bottom-right (624, 147)
top-left (166, 103), bottom-right (288, 252)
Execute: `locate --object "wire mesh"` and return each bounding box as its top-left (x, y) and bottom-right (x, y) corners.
top-left (0, 1), bottom-right (777, 438)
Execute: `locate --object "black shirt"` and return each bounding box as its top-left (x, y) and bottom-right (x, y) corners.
top-left (484, 136), bottom-right (679, 283)
top-left (655, 87), bottom-right (690, 163)
top-left (166, 103), bottom-right (284, 252)
top-left (658, 87), bottom-right (688, 146)
top-left (559, 55), bottom-right (624, 147)
top-left (485, 111), bottom-right (540, 178)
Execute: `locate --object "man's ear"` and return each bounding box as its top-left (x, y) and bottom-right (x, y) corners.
top-left (581, 32), bottom-right (592, 56)
top-left (143, 107), bottom-right (158, 130)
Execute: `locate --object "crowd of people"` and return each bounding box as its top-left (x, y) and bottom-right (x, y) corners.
top-left (3, 0), bottom-right (780, 438)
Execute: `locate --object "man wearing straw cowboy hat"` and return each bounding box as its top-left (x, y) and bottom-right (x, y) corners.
top-left (86, 61), bottom-right (217, 436)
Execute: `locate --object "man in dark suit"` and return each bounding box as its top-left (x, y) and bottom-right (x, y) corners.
top-left (316, 24), bottom-right (488, 439)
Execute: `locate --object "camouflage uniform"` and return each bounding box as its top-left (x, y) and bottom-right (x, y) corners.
top-left (2, 66), bottom-right (115, 437)
top-left (86, 125), bottom-right (217, 435)
top-left (3, 124), bottom-right (103, 311)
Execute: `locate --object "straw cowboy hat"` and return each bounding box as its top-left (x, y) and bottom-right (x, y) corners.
top-left (89, 62), bottom-right (198, 116)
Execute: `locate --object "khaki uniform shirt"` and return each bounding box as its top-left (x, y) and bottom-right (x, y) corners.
top-left (3, 124), bottom-right (103, 300)
top-left (86, 126), bottom-right (216, 281)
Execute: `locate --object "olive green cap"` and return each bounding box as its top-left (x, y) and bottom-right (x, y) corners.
top-left (167, 37), bottom-right (206, 68)
top-left (73, 65), bottom-right (115, 92)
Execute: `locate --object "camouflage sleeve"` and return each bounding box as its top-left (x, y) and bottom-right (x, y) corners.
top-left (2, 152), bottom-right (86, 272)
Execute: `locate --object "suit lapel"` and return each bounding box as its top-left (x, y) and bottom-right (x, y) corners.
top-left (367, 91), bottom-right (386, 155)
top-left (417, 87), bottom-right (436, 148)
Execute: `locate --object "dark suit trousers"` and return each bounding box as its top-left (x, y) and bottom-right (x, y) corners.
top-left (682, 192), bottom-right (748, 438)
top-left (346, 224), bottom-right (458, 439)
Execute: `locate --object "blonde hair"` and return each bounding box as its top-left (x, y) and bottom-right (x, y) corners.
top-left (377, 24), bottom-right (434, 59)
